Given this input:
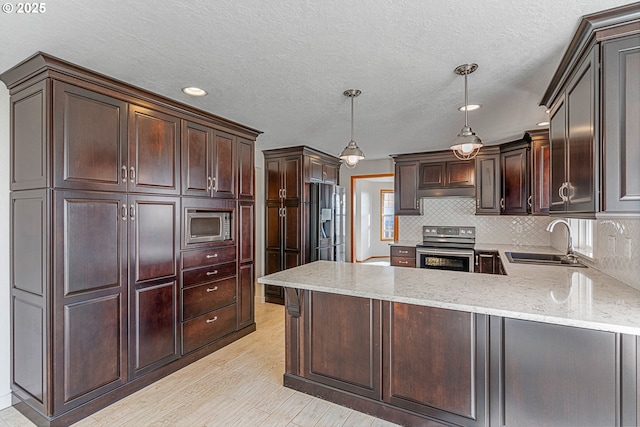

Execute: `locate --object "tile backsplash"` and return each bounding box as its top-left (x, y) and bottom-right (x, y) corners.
top-left (398, 198), bottom-right (640, 290)
top-left (398, 198), bottom-right (552, 246)
top-left (592, 218), bottom-right (640, 290)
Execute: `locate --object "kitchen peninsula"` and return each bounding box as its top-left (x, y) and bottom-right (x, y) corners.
top-left (258, 253), bottom-right (640, 426)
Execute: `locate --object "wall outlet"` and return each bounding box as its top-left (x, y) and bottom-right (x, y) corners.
top-left (608, 235), bottom-right (616, 253)
top-left (625, 238), bottom-right (632, 259)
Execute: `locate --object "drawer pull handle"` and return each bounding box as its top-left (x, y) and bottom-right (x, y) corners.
top-left (206, 254), bottom-right (218, 259)
top-left (206, 316), bottom-right (218, 324)
top-left (399, 260), bottom-right (408, 264)
top-left (399, 250), bottom-right (408, 254)
top-left (206, 270), bottom-right (219, 276)
top-left (206, 286), bottom-right (218, 292)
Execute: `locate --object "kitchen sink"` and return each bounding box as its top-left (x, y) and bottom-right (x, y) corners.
top-left (505, 252), bottom-right (587, 268)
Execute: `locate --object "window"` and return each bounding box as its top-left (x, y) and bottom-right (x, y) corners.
top-left (568, 218), bottom-right (595, 258)
top-left (380, 190), bottom-right (396, 241)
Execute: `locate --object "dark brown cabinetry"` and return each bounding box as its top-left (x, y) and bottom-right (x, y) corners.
top-left (2, 52), bottom-right (259, 426)
top-left (602, 34), bottom-right (640, 212)
top-left (389, 245), bottom-right (416, 267)
top-left (541, 4), bottom-right (640, 216)
top-left (548, 47), bottom-right (598, 215)
top-left (530, 129), bottom-right (551, 215)
top-left (475, 147), bottom-right (501, 215)
top-left (474, 250), bottom-right (505, 275)
top-left (392, 151), bottom-right (475, 216)
top-left (263, 146), bottom-right (341, 304)
top-left (284, 289), bottom-right (640, 427)
top-left (393, 160), bottom-right (420, 215)
top-left (181, 122), bottom-right (236, 199)
top-left (500, 140), bottom-right (530, 215)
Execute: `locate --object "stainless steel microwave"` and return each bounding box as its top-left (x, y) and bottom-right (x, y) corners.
top-left (186, 210), bottom-right (232, 244)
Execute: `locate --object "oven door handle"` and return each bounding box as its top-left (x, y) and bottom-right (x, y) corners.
top-left (416, 248), bottom-right (475, 257)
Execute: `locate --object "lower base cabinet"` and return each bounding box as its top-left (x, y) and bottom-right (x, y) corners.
top-left (284, 290), bottom-right (640, 427)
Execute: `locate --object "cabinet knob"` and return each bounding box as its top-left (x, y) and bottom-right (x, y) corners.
top-left (206, 270), bottom-right (219, 276)
top-left (206, 286), bottom-right (219, 292)
top-left (130, 204), bottom-right (136, 221)
top-left (528, 195), bottom-right (533, 208)
top-left (206, 316), bottom-right (218, 324)
top-left (129, 167), bottom-right (136, 183)
top-left (207, 176), bottom-right (213, 191)
top-left (500, 198), bottom-right (505, 209)
top-left (121, 205), bottom-right (127, 221)
top-left (121, 165), bottom-right (128, 182)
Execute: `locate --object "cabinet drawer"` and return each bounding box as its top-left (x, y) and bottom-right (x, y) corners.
top-left (182, 245), bottom-right (236, 269)
top-left (183, 277), bottom-right (237, 320)
top-left (391, 257), bottom-right (416, 268)
top-left (390, 246), bottom-right (416, 258)
top-left (182, 304), bottom-right (237, 354)
top-left (182, 262), bottom-right (236, 288)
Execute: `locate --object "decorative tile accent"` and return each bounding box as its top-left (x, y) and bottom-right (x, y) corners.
top-left (595, 218), bottom-right (640, 290)
top-left (398, 198), bottom-right (553, 246)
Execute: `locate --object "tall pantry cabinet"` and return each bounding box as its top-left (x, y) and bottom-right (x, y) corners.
top-left (262, 146), bottom-right (341, 304)
top-left (1, 53), bottom-right (261, 426)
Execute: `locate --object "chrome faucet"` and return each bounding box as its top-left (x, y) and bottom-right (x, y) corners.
top-left (546, 219), bottom-right (578, 263)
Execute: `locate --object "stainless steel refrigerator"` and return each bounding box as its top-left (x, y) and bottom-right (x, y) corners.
top-left (309, 183), bottom-right (346, 262)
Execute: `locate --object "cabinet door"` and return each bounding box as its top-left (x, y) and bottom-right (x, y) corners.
top-left (238, 201), bottom-right (254, 264)
top-left (447, 160), bottom-right (475, 187)
top-left (265, 158), bottom-right (283, 202)
top-left (474, 252), bottom-right (496, 274)
top-left (238, 263), bottom-right (254, 329)
top-left (309, 158), bottom-right (324, 183)
top-left (304, 292), bottom-right (381, 400)
top-left (212, 130), bottom-right (236, 199)
top-left (283, 156), bottom-right (302, 201)
top-left (549, 97), bottom-right (567, 213)
top-left (128, 105), bottom-right (180, 195)
top-left (53, 82), bottom-right (128, 192)
top-left (494, 318), bottom-right (616, 426)
top-left (383, 303), bottom-right (486, 426)
top-left (419, 162), bottom-right (445, 189)
top-left (565, 47), bottom-right (597, 213)
top-left (394, 161), bottom-right (420, 215)
top-left (283, 202), bottom-right (302, 269)
top-left (531, 136), bottom-right (550, 215)
top-left (129, 195), bottom-right (179, 377)
top-left (475, 152), bottom-right (501, 214)
top-left (501, 148), bottom-right (529, 214)
top-left (603, 35), bottom-right (640, 212)
top-left (264, 202), bottom-right (282, 274)
top-left (181, 121), bottom-right (211, 197)
top-left (12, 81), bottom-right (49, 191)
top-left (323, 163), bottom-right (339, 184)
top-left (237, 138), bottom-right (255, 199)
top-left (53, 191), bottom-right (127, 413)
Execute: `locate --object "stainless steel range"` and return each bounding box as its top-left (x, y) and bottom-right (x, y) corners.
top-left (416, 226), bottom-right (476, 272)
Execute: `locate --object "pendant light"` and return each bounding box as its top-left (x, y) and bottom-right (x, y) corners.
top-left (450, 63), bottom-right (483, 160)
top-left (339, 89), bottom-right (365, 169)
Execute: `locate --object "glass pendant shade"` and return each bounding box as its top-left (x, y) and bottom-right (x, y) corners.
top-left (339, 140), bottom-right (365, 169)
top-left (450, 63), bottom-right (483, 160)
top-left (340, 89), bottom-right (365, 169)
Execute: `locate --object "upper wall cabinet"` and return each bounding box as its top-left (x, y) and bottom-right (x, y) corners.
top-left (52, 81), bottom-right (181, 194)
top-left (540, 3), bottom-right (640, 216)
top-left (602, 34), bottom-right (640, 212)
top-left (181, 122), bottom-right (236, 199)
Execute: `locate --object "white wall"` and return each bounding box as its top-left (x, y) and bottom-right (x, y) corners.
top-left (355, 180), bottom-right (392, 261)
top-left (1, 84), bottom-right (11, 409)
top-left (339, 158), bottom-right (394, 261)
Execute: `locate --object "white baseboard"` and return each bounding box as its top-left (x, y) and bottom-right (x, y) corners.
top-left (0, 391), bottom-right (11, 410)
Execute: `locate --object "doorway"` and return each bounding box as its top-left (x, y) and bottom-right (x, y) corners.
top-left (350, 174), bottom-right (396, 264)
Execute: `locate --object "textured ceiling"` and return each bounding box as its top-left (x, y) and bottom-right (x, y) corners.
top-left (0, 0), bottom-right (633, 160)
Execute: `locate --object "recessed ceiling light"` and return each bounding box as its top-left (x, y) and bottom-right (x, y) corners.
top-left (182, 87), bottom-right (207, 97)
top-left (537, 121), bottom-right (550, 127)
top-left (458, 104), bottom-right (482, 112)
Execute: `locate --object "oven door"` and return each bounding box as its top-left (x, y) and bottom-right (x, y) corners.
top-left (416, 247), bottom-right (475, 272)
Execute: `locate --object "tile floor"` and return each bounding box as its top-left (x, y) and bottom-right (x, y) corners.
top-left (0, 302), bottom-right (399, 427)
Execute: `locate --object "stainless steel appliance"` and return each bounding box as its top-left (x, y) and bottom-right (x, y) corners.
top-left (416, 226), bottom-right (475, 272)
top-left (309, 183), bottom-right (346, 262)
top-left (185, 209), bottom-right (232, 244)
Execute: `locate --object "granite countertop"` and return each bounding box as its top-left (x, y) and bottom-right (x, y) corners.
top-left (258, 245), bottom-right (640, 335)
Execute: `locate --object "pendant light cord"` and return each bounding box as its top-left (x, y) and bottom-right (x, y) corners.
top-left (464, 72), bottom-right (469, 127)
top-left (350, 94), bottom-right (355, 142)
